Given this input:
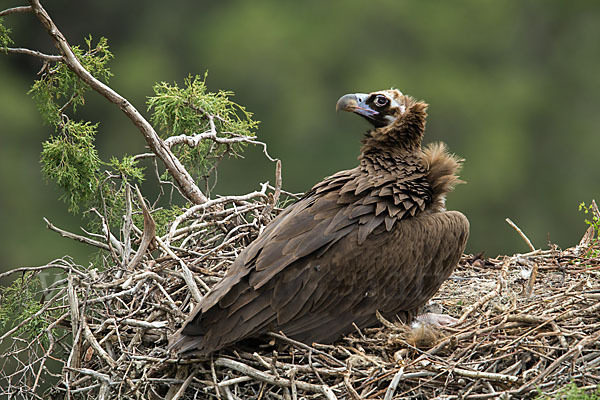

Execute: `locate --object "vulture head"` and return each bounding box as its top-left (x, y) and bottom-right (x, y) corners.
top-left (336, 89), bottom-right (427, 151)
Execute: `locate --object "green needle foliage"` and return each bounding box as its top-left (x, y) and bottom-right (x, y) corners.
top-left (27, 35), bottom-right (146, 226)
top-left (108, 155), bottom-right (145, 182)
top-left (30, 35), bottom-right (113, 127)
top-left (31, 36), bottom-right (125, 214)
top-left (579, 201), bottom-right (600, 258)
top-left (536, 383), bottom-right (600, 400)
top-left (0, 18), bottom-right (13, 50)
top-left (40, 120), bottom-right (102, 213)
top-left (148, 73), bottom-right (259, 183)
top-left (0, 272), bottom-right (58, 347)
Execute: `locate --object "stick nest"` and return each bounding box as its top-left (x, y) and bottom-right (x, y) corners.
top-left (1, 190), bottom-right (599, 400)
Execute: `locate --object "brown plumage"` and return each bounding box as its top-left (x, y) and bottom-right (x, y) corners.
top-left (169, 89), bottom-right (469, 355)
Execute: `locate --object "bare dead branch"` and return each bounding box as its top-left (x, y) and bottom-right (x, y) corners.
top-left (82, 320), bottom-right (117, 369)
top-left (505, 217), bottom-right (536, 252)
top-left (525, 261), bottom-right (539, 297)
top-left (214, 358), bottom-right (338, 400)
top-left (125, 186), bottom-right (156, 270)
top-left (132, 152), bottom-right (156, 161)
top-left (384, 368), bottom-right (404, 400)
top-left (88, 208), bottom-right (124, 256)
top-left (0, 259), bottom-right (86, 280)
top-left (166, 184), bottom-right (269, 244)
top-left (156, 236), bottom-right (205, 303)
top-left (0, 6), bottom-right (32, 16)
top-left (43, 217), bottom-right (110, 251)
top-left (165, 130), bottom-right (254, 148)
top-left (2, 47), bottom-right (62, 61)
top-left (421, 360), bottom-right (519, 383)
top-left (120, 184), bottom-right (134, 270)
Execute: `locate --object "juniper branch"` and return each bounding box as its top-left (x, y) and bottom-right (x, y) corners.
top-left (27, 0), bottom-right (208, 204)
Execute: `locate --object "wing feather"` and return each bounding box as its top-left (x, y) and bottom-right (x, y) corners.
top-left (357, 215), bottom-right (385, 245)
top-left (284, 211), bottom-right (468, 343)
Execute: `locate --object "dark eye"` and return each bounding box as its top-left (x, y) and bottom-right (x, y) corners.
top-left (373, 95), bottom-right (389, 108)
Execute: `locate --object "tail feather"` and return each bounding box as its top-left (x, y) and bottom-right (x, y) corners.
top-left (168, 331), bottom-right (207, 355)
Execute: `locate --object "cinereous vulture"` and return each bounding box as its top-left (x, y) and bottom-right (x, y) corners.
top-left (169, 89), bottom-right (469, 355)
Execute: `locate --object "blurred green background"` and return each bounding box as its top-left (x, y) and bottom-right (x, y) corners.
top-left (1, 0), bottom-right (599, 274)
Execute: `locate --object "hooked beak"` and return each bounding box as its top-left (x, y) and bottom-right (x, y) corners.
top-left (336, 93), bottom-right (383, 127)
top-left (336, 93), bottom-right (377, 116)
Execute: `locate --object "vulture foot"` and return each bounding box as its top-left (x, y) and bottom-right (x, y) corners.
top-left (415, 312), bottom-right (458, 328)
